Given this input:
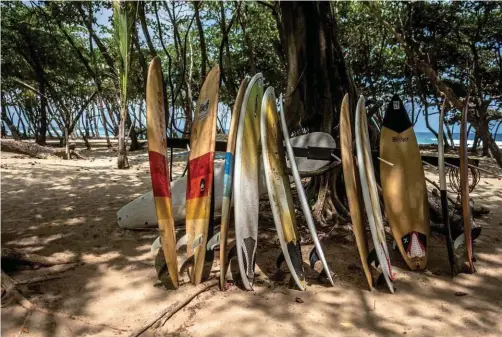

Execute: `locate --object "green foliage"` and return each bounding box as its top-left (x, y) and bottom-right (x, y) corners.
top-left (1, 1), bottom-right (500, 140)
top-left (112, 0), bottom-right (138, 105)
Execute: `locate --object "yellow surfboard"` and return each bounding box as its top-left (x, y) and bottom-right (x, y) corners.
top-left (261, 87), bottom-right (306, 291)
top-left (219, 76), bottom-right (249, 290)
top-left (146, 57), bottom-right (179, 288)
top-left (185, 65), bottom-right (220, 285)
top-left (380, 94), bottom-right (429, 271)
top-left (340, 94), bottom-right (373, 289)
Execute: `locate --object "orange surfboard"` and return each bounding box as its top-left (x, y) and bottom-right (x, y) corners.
top-left (185, 65), bottom-right (220, 285)
top-left (146, 57), bottom-right (179, 288)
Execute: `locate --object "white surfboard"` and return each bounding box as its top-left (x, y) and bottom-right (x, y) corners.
top-left (262, 87), bottom-right (306, 291)
top-left (117, 133), bottom-right (337, 230)
top-left (355, 95), bottom-right (394, 293)
top-left (278, 94), bottom-right (335, 286)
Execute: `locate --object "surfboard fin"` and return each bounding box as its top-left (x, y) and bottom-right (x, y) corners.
top-left (151, 236), bottom-right (161, 254)
top-left (176, 234), bottom-right (188, 251)
top-left (309, 247), bottom-right (320, 269)
top-left (154, 248), bottom-right (176, 289)
top-left (453, 233), bottom-right (465, 251)
top-left (367, 249), bottom-right (380, 268)
top-left (206, 232), bottom-right (221, 251)
top-left (276, 251), bottom-right (285, 270)
top-left (309, 247), bottom-right (332, 283)
top-left (179, 255), bottom-right (194, 279)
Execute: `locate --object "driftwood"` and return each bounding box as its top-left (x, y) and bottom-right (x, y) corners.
top-left (128, 279), bottom-right (218, 337)
top-left (0, 139), bottom-right (85, 159)
top-left (1, 248), bottom-right (80, 271)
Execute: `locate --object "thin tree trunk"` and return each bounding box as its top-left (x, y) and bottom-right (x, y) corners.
top-left (99, 100), bottom-right (112, 148)
top-left (193, 2), bottom-right (208, 81)
top-left (1, 106), bottom-right (22, 140)
top-left (138, 2), bottom-right (157, 59)
top-left (240, 3), bottom-right (257, 74)
top-left (117, 102), bottom-right (129, 168)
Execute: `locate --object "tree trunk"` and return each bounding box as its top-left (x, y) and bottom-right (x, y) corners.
top-left (99, 101), bottom-right (112, 148)
top-left (117, 102), bottom-right (129, 169)
top-left (280, 1), bottom-right (357, 224)
top-left (35, 67), bottom-right (47, 145)
top-left (138, 2), bottom-right (157, 59)
top-left (1, 104), bottom-right (22, 140)
top-left (240, 4), bottom-right (257, 74)
top-left (194, 2), bottom-right (208, 81)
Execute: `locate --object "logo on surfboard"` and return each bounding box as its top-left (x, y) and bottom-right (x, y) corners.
top-left (198, 99), bottom-right (210, 120)
top-left (393, 101), bottom-right (400, 110)
top-left (392, 136), bottom-right (409, 143)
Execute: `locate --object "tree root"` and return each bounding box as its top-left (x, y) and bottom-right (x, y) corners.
top-left (128, 279), bottom-right (218, 337)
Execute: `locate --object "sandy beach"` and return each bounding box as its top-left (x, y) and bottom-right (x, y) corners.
top-left (1, 145), bottom-right (501, 337)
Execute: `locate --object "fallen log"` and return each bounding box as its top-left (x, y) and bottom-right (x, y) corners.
top-left (0, 139), bottom-right (85, 159)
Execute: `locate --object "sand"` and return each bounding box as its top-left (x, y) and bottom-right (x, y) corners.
top-left (1, 145), bottom-right (502, 337)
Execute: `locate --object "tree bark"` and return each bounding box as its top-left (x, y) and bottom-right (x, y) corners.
top-left (280, 2), bottom-right (357, 224)
top-left (194, 2), bottom-right (208, 81)
top-left (117, 103), bottom-right (129, 168)
top-left (1, 103), bottom-right (22, 140)
top-left (138, 2), bottom-right (157, 59)
top-left (240, 3), bottom-right (257, 74)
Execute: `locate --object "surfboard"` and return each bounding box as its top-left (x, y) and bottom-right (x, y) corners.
top-left (438, 100), bottom-right (456, 275)
top-left (459, 100), bottom-right (474, 273)
top-left (185, 65), bottom-right (220, 285)
top-left (380, 94), bottom-right (430, 271)
top-left (146, 56), bottom-right (179, 288)
top-left (116, 133), bottom-right (337, 230)
top-left (278, 94), bottom-right (334, 287)
top-left (220, 76), bottom-right (249, 289)
top-left (340, 94), bottom-right (373, 289)
top-left (261, 88), bottom-right (306, 290)
top-left (288, 132), bottom-right (337, 174)
top-left (234, 73), bottom-right (263, 290)
top-left (355, 95), bottom-right (394, 293)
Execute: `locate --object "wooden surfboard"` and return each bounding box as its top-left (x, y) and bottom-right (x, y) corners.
top-left (234, 73), bottom-right (263, 290)
top-left (185, 65), bottom-right (220, 285)
top-left (278, 94), bottom-right (334, 287)
top-left (355, 95), bottom-right (394, 293)
top-left (219, 76), bottom-right (250, 289)
top-left (262, 87), bottom-right (306, 291)
top-left (438, 100), bottom-right (456, 275)
top-left (459, 100), bottom-right (474, 273)
top-left (380, 94), bottom-right (430, 271)
top-left (340, 94), bottom-right (373, 289)
top-left (146, 56), bottom-right (179, 288)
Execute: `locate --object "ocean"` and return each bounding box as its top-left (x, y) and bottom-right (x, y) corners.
top-left (415, 131), bottom-right (502, 147)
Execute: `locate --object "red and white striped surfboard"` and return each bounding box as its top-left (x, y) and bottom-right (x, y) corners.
top-left (185, 65), bottom-right (220, 285)
top-left (146, 57), bottom-right (179, 288)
